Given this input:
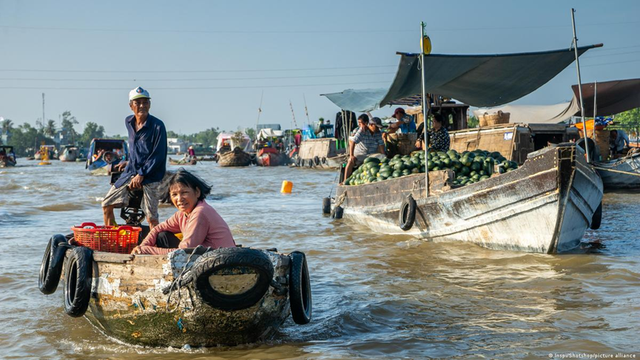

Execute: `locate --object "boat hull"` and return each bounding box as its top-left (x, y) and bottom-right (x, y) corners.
top-left (594, 153), bottom-right (640, 190)
top-left (334, 145), bottom-right (603, 253)
top-left (82, 249), bottom-right (291, 347)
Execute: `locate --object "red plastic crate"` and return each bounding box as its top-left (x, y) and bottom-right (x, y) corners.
top-left (72, 222), bottom-right (141, 254)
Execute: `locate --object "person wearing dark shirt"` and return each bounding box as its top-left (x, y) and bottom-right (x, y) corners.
top-left (102, 87), bottom-right (167, 228)
top-left (416, 113), bottom-right (450, 152)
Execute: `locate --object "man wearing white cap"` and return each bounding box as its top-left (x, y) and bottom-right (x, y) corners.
top-left (102, 87), bottom-right (167, 228)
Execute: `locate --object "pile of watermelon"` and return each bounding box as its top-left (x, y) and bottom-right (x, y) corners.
top-left (343, 149), bottom-right (519, 186)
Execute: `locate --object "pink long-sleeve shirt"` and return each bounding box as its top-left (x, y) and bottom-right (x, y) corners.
top-left (138, 200), bottom-right (236, 255)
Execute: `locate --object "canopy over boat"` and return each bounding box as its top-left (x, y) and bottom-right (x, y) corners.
top-left (257, 128), bottom-right (285, 140)
top-left (322, 45), bottom-right (601, 112)
top-left (472, 77), bottom-right (640, 124)
top-left (216, 132), bottom-right (252, 153)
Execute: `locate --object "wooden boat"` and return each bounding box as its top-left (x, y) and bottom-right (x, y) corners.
top-left (0, 146), bottom-right (17, 167)
top-left (332, 143), bottom-right (603, 254)
top-left (218, 148), bottom-right (253, 167)
top-left (169, 157), bottom-right (197, 166)
top-left (255, 148), bottom-right (289, 167)
top-left (39, 236), bottom-right (312, 347)
top-left (296, 138), bottom-right (346, 170)
top-left (59, 145), bottom-right (80, 162)
top-left (592, 151), bottom-right (640, 190)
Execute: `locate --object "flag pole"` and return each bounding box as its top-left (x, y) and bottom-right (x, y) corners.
top-left (420, 21), bottom-right (431, 196)
top-left (571, 8), bottom-right (590, 163)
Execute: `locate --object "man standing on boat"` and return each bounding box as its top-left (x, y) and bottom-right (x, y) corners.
top-left (343, 115), bottom-right (385, 183)
top-left (102, 87), bottom-right (167, 229)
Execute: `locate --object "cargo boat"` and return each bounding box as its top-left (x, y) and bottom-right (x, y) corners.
top-left (332, 143), bottom-right (603, 253)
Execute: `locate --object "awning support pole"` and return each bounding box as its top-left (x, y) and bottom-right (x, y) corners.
top-left (420, 21), bottom-right (431, 197)
top-left (571, 8), bottom-right (590, 163)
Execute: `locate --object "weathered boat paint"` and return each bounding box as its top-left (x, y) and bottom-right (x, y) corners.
top-left (76, 249), bottom-right (291, 347)
top-left (593, 153), bottom-right (640, 190)
top-left (334, 145), bottom-right (603, 254)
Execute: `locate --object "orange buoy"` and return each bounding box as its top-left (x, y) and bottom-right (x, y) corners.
top-left (281, 180), bottom-right (293, 194)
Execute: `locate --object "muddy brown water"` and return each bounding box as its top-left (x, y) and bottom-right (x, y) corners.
top-left (1, 160), bottom-right (639, 359)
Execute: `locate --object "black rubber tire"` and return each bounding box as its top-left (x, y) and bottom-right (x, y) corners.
top-left (321, 157), bottom-right (327, 164)
top-left (296, 158), bottom-right (301, 167)
top-left (332, 206), bottom-right (344, 219)
top-left (289, 251), bottom-right (312, 325)
top-left (591, 202), bottom-right (602, 230)
top-left (322, 197), bottom-right (331, 214)
top-left (39, 234), bottom-right (70, 295)
top-left (307, 159), bottom-right (313, 168)
top-left (193, 247), bottom-right (274, 311)
top-left (314, 156), bottom-right (320, 166)
top-left (63, 246), bottom-right (93, 317)
top-left (399, 195), bottom-right (417, 231)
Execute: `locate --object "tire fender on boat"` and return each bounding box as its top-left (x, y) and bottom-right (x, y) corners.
top-left (63, 246), bottom-right (93, 317)
top-left (289, 251), bottom-right (312, 325)
top-left (321, 157), bottom-right (327, 164)
top-left (322, 197), bottom-right (331, 214)
top-left (38, 234), bottom-right (71, 295)
top-left (193, 247), bottom-right (274, 311)
top-left (399, 195), bottom-right (417, 231)
top-left (331, 206), bottom-right (343, 219)
top-left (591, 201), bottom-right (602, 230)
top-left (314, 156), bottom-right (320, 166)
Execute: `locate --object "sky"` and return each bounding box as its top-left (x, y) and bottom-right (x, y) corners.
top-left (1, 0), bottom-right (639, 136)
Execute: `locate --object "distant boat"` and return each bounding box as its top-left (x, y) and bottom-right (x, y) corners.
top-left (59, 145), bottom-right (80, 162)
top-left (0, 146), bottom-right (17, 167)
top-left (86, 138), bottom-right (128, 175)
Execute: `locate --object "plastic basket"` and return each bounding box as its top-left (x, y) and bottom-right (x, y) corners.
top-left (72, 222), bottom-right (141, 254)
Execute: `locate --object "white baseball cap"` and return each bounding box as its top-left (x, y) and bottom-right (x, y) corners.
top-left (129, 87), bottom-right (151, 101)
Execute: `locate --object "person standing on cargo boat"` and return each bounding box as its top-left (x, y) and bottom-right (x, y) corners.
top-left (343, 115), bottom-right (385, 183)
top-left (102, 87), bottom-right (167, 229)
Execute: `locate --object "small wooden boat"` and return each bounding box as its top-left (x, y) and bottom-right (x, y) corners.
top-left (38, 236), bottom-right (312, 347)
top-left (169, 157), bottom-right (197, 166)
top-left (255, 148), bottom-right (289, 167)
top-left (59, 145), bottom-right (80, 162)
top-left (218, 148), bottom-right (253, 167)
top-left (86, 138), bottom-right (128, 176)
top-left (331, 144), bottom-right (603, 254)
top-left (593, 151), bottom-right (640, 190)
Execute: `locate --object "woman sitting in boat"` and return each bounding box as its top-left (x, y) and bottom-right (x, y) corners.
top-left (415, 113), bottom-right (450, 152)
top-left (132, 169), bottom-right (236, 255)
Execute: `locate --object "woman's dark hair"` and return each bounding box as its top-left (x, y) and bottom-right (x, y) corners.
top-left (433, 113), bottom-right (444, 124)
top-left (161, 168), bottom-right (211, 203)
top-left (358, 114), bottom-right (369, 123)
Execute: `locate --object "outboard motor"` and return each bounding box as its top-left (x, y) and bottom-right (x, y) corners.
top-left (110, 171), bottom-right (150, 243)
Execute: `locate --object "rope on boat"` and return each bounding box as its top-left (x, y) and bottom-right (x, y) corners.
top-left (165, 245), bottom-right (210, 311)
top-left (593, 166), bottom-right (640, 177)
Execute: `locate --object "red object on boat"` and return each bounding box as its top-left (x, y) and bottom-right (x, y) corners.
top-left (72, 222), bottom-right (141, 254)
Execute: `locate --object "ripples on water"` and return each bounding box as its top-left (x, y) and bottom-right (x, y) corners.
top-left (0, 161), bottom-right (639, 359)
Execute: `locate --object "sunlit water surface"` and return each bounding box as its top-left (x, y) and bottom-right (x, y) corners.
top-left (0, 160), bottom-right (639, 359)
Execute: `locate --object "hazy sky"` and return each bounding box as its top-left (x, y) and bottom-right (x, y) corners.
top-left (1, 0), bottom-right (639, 136)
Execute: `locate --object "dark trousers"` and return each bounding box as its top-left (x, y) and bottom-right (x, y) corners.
top-left (156, 231), bottom-right (181, 248)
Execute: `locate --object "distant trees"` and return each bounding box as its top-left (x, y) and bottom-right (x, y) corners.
top-left (60, 111), bottom-right (79, 144)
top-left (79, 122), bottom-right (105, 146)
top-left (245, 127), bottom-right (256, 140)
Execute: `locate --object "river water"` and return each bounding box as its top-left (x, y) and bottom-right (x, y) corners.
top-left (1, 160), bottom-right (639, 359)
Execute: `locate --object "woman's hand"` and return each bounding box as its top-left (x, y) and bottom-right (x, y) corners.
top-left (131, 246), bottom-right (141, 255)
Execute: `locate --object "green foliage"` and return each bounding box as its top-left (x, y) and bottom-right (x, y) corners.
top-left (7, 122), bottom-right (53, 156)
top-left (612, 108), bottom-right (640, 137)
top-left (79, 122), bottom-right (105, 146)
top-left (60, 111), bottom-right (79, 144)
top-left (467, 116), bottom-right (479, 128)
top-left (245, 127), bottom-right (256, 140)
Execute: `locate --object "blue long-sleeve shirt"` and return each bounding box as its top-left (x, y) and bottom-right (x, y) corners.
top-left (114, 114), bottom-right (167, 188)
